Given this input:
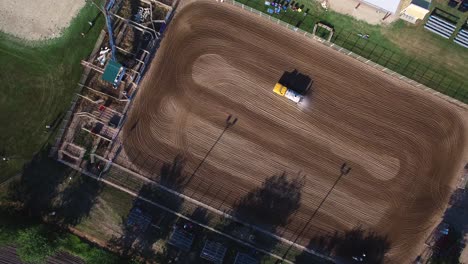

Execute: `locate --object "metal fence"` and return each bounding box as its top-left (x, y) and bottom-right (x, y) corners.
top-left (100, 147), bottom-right (336, 262)
top-left (227, 0), bottom-right (468, 105)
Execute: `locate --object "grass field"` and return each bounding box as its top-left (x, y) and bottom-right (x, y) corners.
top-left (236, 0), bottom-right (468, 102)
top-left (0, 2), bottom-right (104, 183)
top-left (74, 185), bottom-right (134, 242)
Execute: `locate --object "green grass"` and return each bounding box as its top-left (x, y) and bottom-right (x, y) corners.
top-left (236, 0), bottom-right (468, 102)
top-left (0, 2), bottom-right (105, 183)
top-left (59, 232), bottom-right (124, 264)
top-left (0, 206), bottom-right (122, 264)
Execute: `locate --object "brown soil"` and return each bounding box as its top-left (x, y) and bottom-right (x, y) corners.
top-left (121, 1), bottom-right (468, 262)
top-left (0, 0), bottom-right (85, 40)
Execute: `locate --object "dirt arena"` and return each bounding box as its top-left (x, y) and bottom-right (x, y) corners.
top-left (122, 1), bottom-right (468, 262)
top-left (0, 0), bottom-right (85, 40)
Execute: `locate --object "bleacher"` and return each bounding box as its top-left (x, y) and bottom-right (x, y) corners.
top-left (424, 15), bottom-right (457, 39)
top-left (454, 27), bottom-right (468, 48)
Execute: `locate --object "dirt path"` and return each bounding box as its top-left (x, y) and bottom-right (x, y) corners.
top-left (0, 0), bottom-right (85, 40)
top-left (121, 1), bottom-right (468, 262)
top-left (327, 0), bottom-right (401, 25)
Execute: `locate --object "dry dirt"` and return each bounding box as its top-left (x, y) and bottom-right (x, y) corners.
top-left (121, 1), bottom-right (468, 262)
top-left (0, 0), bottom-right (85, 40)
top-left (327, 0), bottom-right (401, 25)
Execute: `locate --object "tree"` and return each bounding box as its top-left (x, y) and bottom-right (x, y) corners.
top-left (17, 226), bottom-right (56, 263)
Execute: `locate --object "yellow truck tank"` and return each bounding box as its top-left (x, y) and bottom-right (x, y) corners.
top-left (273, 83), bottom-right (302, 103)
top-left (273, 83), bottom-right (287, 96)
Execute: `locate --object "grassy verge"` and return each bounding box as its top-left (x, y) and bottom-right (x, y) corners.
top-left (0, 2), bottom-right (105, 183)
top-left (74, 185), bottom-right (134, 242)
top-left (0, 207), bottom-right (122, 264)
top-left (236, 0), bottom-right (468, 103)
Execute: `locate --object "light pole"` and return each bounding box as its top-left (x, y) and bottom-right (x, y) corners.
top-left (276, 163), bottom-right (352, 263)
top-left (185, 114), bottom-right (238, 185)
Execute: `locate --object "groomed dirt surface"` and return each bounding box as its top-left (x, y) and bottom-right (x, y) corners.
top-left (122, 1), bottom-right (468, 262)
top-left (0, 0), bottom-right (85, 40)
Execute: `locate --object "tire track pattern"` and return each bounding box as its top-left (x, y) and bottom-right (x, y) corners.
top-left (121, 1), bottom-right (468, 262)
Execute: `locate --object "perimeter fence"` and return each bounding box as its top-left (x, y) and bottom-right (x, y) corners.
top-left (226, 0), bottom-right (468, 105)
top-left (99, 148), bottom-right (336, 262)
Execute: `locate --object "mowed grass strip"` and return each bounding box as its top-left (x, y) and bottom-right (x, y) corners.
top-left (236, 0), bottom-right (468, 102)
top-left (0, 2), bottom-right (105, 182)
top-left (74, 185), bottom-right (134, 242)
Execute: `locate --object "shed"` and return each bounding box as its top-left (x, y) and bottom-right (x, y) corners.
top-left (167, 227), bottom-right (194, 252)
top-left (126, 207), bottom-right (152, 233)
top-left (102, 60), bottom-right (125, 87)
top-left (200, 241), bottom-right (227, 264)
top-left (400, 0), bottom-right (432, 23)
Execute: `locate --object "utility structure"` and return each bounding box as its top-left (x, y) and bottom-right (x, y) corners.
top-left (101, 0), bottom-right (127, 87)
top-left (277, 162), bottom-right (352, 263)
top-left (273, 70), bottom-right (313, 103)
top-left (185, 114), bottom-right (238, 185)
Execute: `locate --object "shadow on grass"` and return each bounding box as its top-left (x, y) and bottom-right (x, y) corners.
top-left (7, 147), bottom-right (70, 219)
top-left (109, 155), bottom-right (188, 261)
top-left (6, 146), bottom-right (103, 227)
top-left (54, 176), bottom-right (103, 226)
top-left (295, 226), bottom-right (390, 264)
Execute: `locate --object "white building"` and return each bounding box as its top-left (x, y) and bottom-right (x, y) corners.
top-left (400, 0), bottom-right (432, 24)
top-left (360, 0), bottom-right (402, 14)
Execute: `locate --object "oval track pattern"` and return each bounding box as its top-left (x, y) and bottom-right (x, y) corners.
top-left (122, 1), bottom-right (468, 262)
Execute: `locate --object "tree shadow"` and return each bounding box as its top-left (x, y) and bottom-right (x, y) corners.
top-left (6, 147), bottom-right (71, 219)
top-left (224, 173), bottom-right (304, 259)
top-left (160, 155), bottom-right (187, 191)
top-left (53, 176), bottom-right (103, 226)
top-left (109, 195), bottom-right (164, 260)
top-left (189, 207), bottom-right (211, 226)
top-left (233, 173), bottom-right (304, 228)
top-left (109, 155), bottom-right (188, 260)
top-left (444, 188), bottom-right (468, 237)
top-left (429, 188), bottom-right (468, 263)
top-left (296, 227), bottom-right (390, 264)
top-left (6, 146), bottom-right (103, 227)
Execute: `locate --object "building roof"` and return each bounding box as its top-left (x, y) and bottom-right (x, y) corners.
top-left (363, 0), bottom-right (401, 13)
top-left (402, 4), bottom-right (430, 20)
top-left (234, 252), bottom-right (258, 264)
top-left (102, 60), bottom-right (123, 84)
top-left (126, 207), bottom-right (151, 233)
top-left (167, 227), bottom-right (194, 252)
top-left (200, 241), bottom-right (227, 264)
top-left (411, 0), bottom-right (431, 9)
